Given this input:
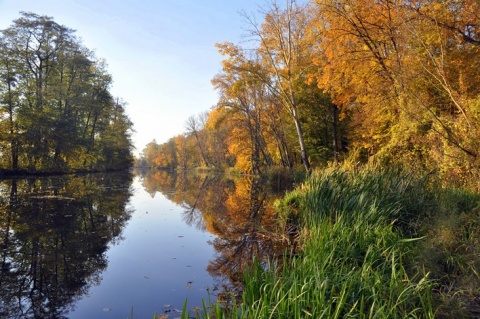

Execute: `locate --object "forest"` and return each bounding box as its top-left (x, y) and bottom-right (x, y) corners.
top-left (0, 2), bottom-right (478, 317)
top-left (0, 12), bottom-right (134, 174)
top-left (140, 0), bottom-right (480, 190)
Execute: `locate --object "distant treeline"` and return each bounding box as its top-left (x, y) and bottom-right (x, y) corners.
top-left (139, 0), bottom-right (479, 189)
top-left (0, 12), bottom-right (133, 174)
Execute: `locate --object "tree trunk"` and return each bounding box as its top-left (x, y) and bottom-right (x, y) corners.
top-left (331, 103), bottom-right (339, 164)
top-left (292, 105), bottom-right (311, 173)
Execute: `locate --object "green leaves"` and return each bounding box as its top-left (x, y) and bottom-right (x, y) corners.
top-left (0, 12), bottom-right (133, 172)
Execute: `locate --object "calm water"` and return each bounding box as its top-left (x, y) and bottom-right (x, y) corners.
top-left (0, 171), bottom-right (288, 319)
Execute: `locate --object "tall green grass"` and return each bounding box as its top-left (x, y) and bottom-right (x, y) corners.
top-left (231, 165), bottom-right (435, 318)
top-left (183, 163), bottom-right (479, 318)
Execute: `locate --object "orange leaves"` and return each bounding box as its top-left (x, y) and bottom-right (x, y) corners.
top-left (411, 0), bottom-right (480, 46)
top-left (314, 0), bottom-right (406, 93)
top-left (309, 0), bottom-right (480, 176)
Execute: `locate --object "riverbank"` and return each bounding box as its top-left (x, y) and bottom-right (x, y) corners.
top-left (184, 163), bottom-right (480, 318)
top-left (0, 167), bottom-right (132, 179)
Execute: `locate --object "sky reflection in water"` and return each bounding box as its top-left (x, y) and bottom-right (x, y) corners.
top-left (70, 175), bottom-right (217, 319)
top-left (0, 171), bottom-right (288, 319)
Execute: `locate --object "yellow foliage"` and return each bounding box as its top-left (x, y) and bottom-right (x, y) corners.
top-left (310, 0), bottom-right (480, 179)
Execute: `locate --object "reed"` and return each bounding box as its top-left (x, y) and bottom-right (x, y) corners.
top-left (182, 163), bottom-right (479, 318)
top-left (236, 164), bottom-right (431, 318)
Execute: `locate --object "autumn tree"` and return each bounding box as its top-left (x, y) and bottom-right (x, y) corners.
top-left (404, 1), bottom-right (480, 47)
top-left (174, 134), bottom-right (189, 169)
top-left (262, 95), bottom-right (295, 168)
top-left (212, 50), bottom-right (274, 174)
top-left (203, 108), bottom-right (234, 169)
top-left (311, 0), bottom-right (480, 181)
top-left (241, 0), bottom-right (314, 173)
top-left (185, 113), bottom-right (211, 167)
top-left (402, 0), bottom-right (480, 181)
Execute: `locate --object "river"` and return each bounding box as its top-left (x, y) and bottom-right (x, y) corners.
top-left (0, 170), bottom-right (290, 319)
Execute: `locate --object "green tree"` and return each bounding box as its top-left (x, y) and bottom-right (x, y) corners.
top-left (0, 12), bottom-right (133, 172)
top-left (0, 34), bottom-right (21, 170)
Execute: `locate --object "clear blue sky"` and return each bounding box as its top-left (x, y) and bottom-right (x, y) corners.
top-left (0, 0), bottom-right (262, 155)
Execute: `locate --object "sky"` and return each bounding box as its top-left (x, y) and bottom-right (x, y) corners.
top-left (0, 0), bottom-right (262, 155)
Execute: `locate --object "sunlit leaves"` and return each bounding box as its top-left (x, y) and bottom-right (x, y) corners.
top-left (310, 0), bottom-right (480, 180)
top-left (138, 0), bottom-right (479, 184)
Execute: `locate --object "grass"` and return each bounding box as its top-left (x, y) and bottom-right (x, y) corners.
top-left (415, 187), bottom-right (480, 318)
top-left (176, 163), bottom-right (479, 318)
top-left (230, 164), bottom-right (435, 319)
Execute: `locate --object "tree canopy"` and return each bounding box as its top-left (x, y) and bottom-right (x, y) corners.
top-left (0, 12), bottom-right (134, 173)
top-left (139, 0), bottom-right (479, 187)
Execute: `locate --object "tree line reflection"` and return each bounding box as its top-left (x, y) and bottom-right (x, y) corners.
top-left (0, 172), bottom-right (133, 319)
top-left (140, 170), bottom-right (291, 302)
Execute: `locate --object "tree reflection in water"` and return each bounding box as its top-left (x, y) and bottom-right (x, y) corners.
top-left (0, 172), bottom-right (133, 319)
top-left (141, 170), bottom-right (290, 305)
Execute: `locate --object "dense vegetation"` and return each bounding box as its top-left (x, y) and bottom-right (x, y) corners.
top-left (178, 164), bottom-right (479, 318)
top-left (140, 0), bottom-right (479, 191)
top-left (261, 165), bottom-right (479, 318)
top-left (136, 0), bottom-right (480, 317)
top-left (0, 13), bottom-right (134, 174)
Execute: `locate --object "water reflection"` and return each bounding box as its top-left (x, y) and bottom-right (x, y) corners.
top-left (0, 172), bottom-right (133, 319)
top-left (140, 170), bottom-right (290, 302)
top-left (0, 170), bottom-right (290, 318)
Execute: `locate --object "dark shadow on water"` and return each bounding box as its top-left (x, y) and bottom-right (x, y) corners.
top-left (0, 172), bottom-right (133, 319)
